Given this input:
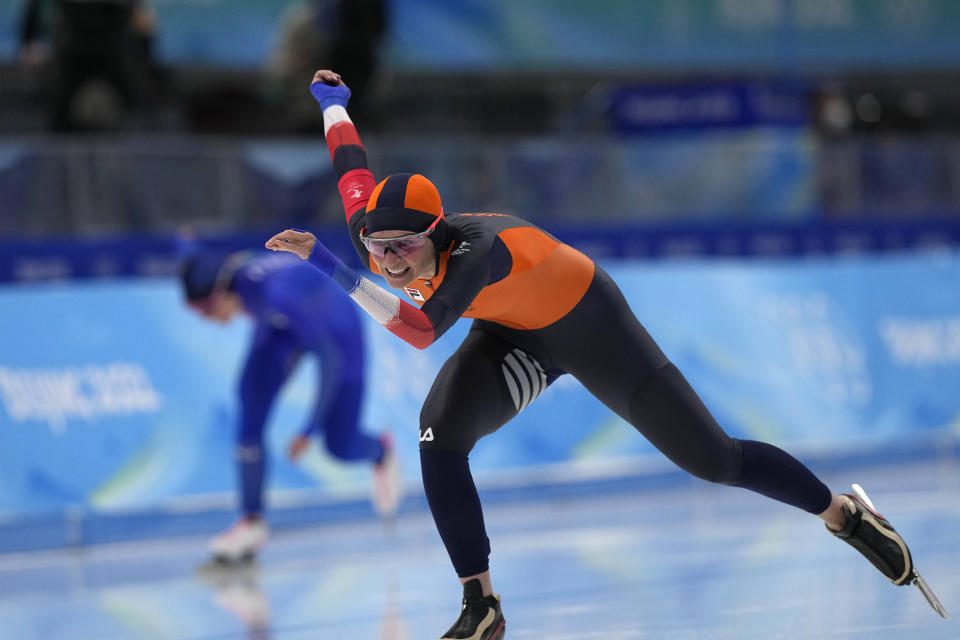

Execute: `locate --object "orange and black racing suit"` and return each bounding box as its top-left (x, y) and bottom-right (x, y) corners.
top-left (308, 99), bottom-right (833, 579)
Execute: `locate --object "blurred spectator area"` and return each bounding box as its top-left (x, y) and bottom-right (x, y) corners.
top-left (4, 0), bottom-right (960, 134)
top-left (3, 130), bottom-right (960, 237)
top-left (0, 0), bottom-right (959, 236)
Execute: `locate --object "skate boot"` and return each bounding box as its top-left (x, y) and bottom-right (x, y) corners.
top-left (209, 517), bottom-right (269, 563)
top-left (439, 578), bottom-right (505, 640)
top-left (829, 489), bottom-right (913, 585)
top-left (829, 484), bottom-right (948, 618)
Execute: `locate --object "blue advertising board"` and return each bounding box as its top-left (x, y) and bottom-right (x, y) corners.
top-left (609, 83), bottom-right (810, 133)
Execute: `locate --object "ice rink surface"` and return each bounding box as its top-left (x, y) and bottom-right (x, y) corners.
top-left (1, 460), bottom-right (957, 640)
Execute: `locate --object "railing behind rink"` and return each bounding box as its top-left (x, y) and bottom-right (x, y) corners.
top-left (1, 132), bottom-right (959, 240)
top-left (4, 219), bottom-right (960, 285)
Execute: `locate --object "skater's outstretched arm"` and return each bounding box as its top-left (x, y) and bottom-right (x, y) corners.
top-left (310, 69), bottom-right (378, 270)
top-left (265, 227), bottom-right (437, 349)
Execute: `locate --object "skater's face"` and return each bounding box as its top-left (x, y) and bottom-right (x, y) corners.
top-left (189, 291), bottom-right (244, 324)
top-left (366, 229), bottom-right (437, 288)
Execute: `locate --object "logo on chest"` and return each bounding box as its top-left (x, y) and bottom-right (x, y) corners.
top-left (403, 287), bottom-right (426, 302)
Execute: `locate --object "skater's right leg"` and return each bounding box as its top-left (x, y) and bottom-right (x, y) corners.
top-left (237, 438), bottom-right (266, 518)
top-left (419, 330), bottom-right (522, 639)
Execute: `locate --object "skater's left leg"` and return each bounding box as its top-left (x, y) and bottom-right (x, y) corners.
top-left (320, 376), bottom-right (385, 464)
top-left (317, 373), bottom-right (402, 515)
top-left (579, 357), bottom-right (834, 516)
top-left (614, 362), bottom-right (918, 588)
top-left (819, 495), bottom-right (847, 530)
top-left (547, 267), bottom-right (835, 514)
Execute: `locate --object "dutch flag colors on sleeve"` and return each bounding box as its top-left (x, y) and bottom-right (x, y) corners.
top-left (312, 104), bottom-right (438, 350)
top-left (323, 106), bottom-right (375, 220)
top-left (341, 272), bottom-right (436, 350)
top-left (311, 254), bottom-right (434, 350)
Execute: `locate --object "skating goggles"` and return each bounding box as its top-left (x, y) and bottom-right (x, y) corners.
top-left (359, 215), bottom-right (442, 258)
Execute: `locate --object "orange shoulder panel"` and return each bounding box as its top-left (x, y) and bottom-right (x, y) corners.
top-left (465, 227), bottom-right (595, 329)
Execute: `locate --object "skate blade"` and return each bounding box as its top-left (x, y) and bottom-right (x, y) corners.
top-left (912, 571), bottom-right (950, 618)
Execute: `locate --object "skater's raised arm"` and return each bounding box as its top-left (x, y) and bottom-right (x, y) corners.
top-left (309, 69), bottom-right (377, 269)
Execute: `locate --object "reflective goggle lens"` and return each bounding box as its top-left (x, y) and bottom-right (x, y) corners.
top-left (360, 214), bottom-right (441, 257)
top-left (361, 234), bottom-right (430, 257)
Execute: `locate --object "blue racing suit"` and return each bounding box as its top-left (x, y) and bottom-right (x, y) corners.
top-left (229, 252), bottom-right (383, 515)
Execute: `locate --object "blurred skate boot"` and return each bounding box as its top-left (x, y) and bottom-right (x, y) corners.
top-left (209, 517), bottom-right (269, 563)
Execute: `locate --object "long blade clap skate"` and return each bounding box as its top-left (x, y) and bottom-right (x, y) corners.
top-left (831, 484), bottom-right (948, 619)
top-left (912, 571), bottom-right (950, 618)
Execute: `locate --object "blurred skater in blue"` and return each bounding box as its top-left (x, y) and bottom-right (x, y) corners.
top-left (181, 249), bottom-right (401, 562)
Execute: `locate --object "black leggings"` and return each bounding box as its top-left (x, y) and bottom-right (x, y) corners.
top-left (420, 266), bottom-right (832, 578)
